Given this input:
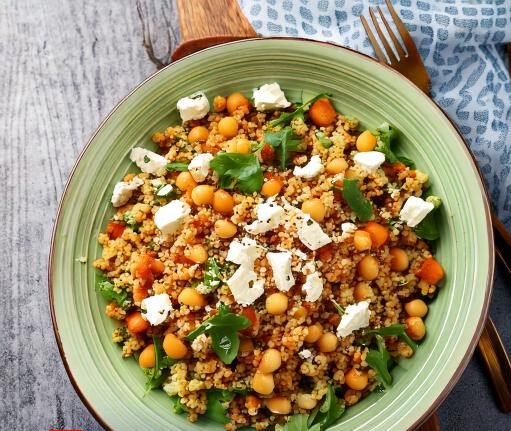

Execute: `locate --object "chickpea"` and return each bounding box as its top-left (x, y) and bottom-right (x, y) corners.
top-left (188, 126), bottom-right (209, 143)
top-left (228, 138), bottom-right (251, 154)
top-left (297, 394), bottom-right (318, 410)
top-left (353, 230), bottom-right (372, 251)
top-left (178, 287), bottom-right (206, 307)
top-left (317, 332), bottom-right (338, 353)
top-left (265, 292), bottom-right (288, 315)
top-left (390, 247), bottom-right (409, 272)
top-left (294, 306), bottom-right (308, 319)
top-left (191, 185), bottom-right (215, 206)
top-left (213, 189), bottom-right (234, 214)
top-left (354, 282), bottom-right (373, 301)
top-left (261, 178), bottom-right (283, 197)
top-left (226, 92), bottom-right (250, 114)
top-left (265, 396), bottom-right (291, 415)
top-left (358, 256), bottom-right (379, 281)
top-left (405, 316), bottom-right (426, 340)
top-left (252, 372), bottom-right (274, 395)
top-left (175, 171), bottom-right (197, 191)
top-left (218, 116), bottom-right (238, 138)
top-left (163, 333), bottom-right (188, 359)
top-left (304, 323), bottom-right (323, 343)
top-left (259, 348), bottom-right (282, 373)
top-left (139, 344), bottom-right (156, 368)
top-left (186, 244), bottom-right (208, 264)
top-left (214, 219), bottom-right (237, 238)
top-left (356, 130), bottom-right (377, 152)
top-left (239, 337), bottom-right (254, 353)
top-left (326, 157), bottom-right (348, 174)
top-left (345, 368), bottom-right (368, 390)
top-left (344, 168), bottom-right (360, 180)
top-left (126, 311), bottom-right (150, 334)
top-left (405, 299), bottom-right (428, 317)
top-left (213, 95), bottom-right (226, 112)
top-left (301, 198), bottom-right (326, 222)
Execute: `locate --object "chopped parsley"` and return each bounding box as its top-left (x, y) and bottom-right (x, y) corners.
top-left (315, 131), bottom-right (333, 148)
top-left (264, 126), bottom-right (304, 170)
top-left (210, 152), bottom-right (263, 194)
top-left (143, 155), bottom-right (151, 163)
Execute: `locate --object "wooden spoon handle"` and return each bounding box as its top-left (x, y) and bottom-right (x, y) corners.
top-left (172, 0), bottom-right (258, 60)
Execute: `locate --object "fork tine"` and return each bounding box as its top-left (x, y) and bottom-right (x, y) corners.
top-left (377, 6), bottom-right (406, 58)
top-left (369, 7), bottom-right (398, 65)
top-left (360, 15), bottom-right (387, 63)
top-left (385, 0), bottom-right (420, 58)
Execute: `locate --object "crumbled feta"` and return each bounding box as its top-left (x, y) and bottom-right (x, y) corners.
top-left (130, 147), bottom-right (168, 176)
top-left (154, 200), bottom-right (191, 235)
top-left (245, 201), bottom-right (285, 234)
top-left (298, 216), bottom-right (332, 251)
top-left (267, 251), bottom-right (295, 292)
top-left (302, 270), bottom-right (324, 302)
top-left (340, 222), bottom-right (357, 241)
top-left (353, 151), bottom-right (385, 173)
top-left (298, 349), bottom-right (312, 359)
top-left (226, 267), bottom-right (265, 306)
top-left (336, 301), bottom-right (371, 338)
top-left (176, 91), bottom-right (210, 122)
top-left (156, 184), bottom-right (173, 197)
top-left (399, 196), bottom-right (434, 227)
top-left (293, 155), bottom-right (323, 179)
top-left (141, 293), bottom-right (173, 326)
top-left (387, 182), bottom-right (401, 200)
top-left (226, 237), bottom-right (262, 266)
top-left (294, 249), bottom-right (308, 260)
top-left (253, 82), bottom-right (291, 111)
top-left (111, 177), bottom-right (144, 207)
top-left (188, 153), bottom-right (214, 182)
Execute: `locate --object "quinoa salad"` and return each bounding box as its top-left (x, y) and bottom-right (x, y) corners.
top-left (93, 83), bottom-right (445, 430)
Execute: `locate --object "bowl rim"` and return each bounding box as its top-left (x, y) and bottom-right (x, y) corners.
top-left (48, 36), bottom-right (494, 431)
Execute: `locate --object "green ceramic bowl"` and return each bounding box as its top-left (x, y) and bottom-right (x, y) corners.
top-left (49, 38), bottom-right (493, 431)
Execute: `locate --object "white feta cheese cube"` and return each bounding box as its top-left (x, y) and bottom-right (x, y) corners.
top-left (302, 270), bottom-right (323, 302)
top-left (156, 184), bottom-right (173, 197)
top-left (111, 177), bottom-right (144, 207)
top-left (226, 237), bottom-right (262, 266)
top-left (141, 293), bottom-right (173, 326)
top-left (336, 301), bottom-right (371, 338)
top-left (226, 266), bottom-right (265, 306)
top-left (340, 222), bottom-right (357, 241)
top-left (154, 200), bottom-right (191, 236)
top-left (353, 151), bottom-right (386, 173)
top-left (130, 147), bottom-right (168, 176)
top-left (176, 91), bottom-right (210, 122)
top-left (293, 155), bottom-right (323, 179)
top-left (245, 201), bottom-right (285, 234)
top-left (267, 251), bottom-right (295, 292)
top-left (253, 83), bottom-right (291, 111)
top-left (399, 196), bottom-right (434, 227)
top-left (188, 153), bottom-right (214, 182)
top-left (298, 349), bottom-right (312, 359)
top-left (298, 216), bottom-right (332, 251)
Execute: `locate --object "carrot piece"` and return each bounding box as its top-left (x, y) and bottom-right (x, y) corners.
top-left (132, 254), bottom-right (155, 282)
top-left (126, 311), bottom-right (150, 333)
top-left (416, 257), bottom-right (444, 284)
top-left (106, 221), bottom-right (125, 239)
top-left (309, 98), bottom-right (337, 127)
top-left (363, 222), bottom-right (389, 248)
top-left (318, 244), bottom-right (334, 263)
top-left (132, 284), bottom-right (149, 303)
top-left (151, 259), bottom-right (165, 275)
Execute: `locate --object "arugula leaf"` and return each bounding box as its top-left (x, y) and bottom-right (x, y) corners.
top-left (202, 257), bottom-right (223, 292)
top-left (170, 395), bottom-right (187, 414)
top-left (210, 153), bottom-right (263, 194)
top-left (414, 196), bottom-right (442, 241)
top-left (364, 323), bottom-right (418, 351)
top-left (308, 384), bottom-right (346, 430)
top-left (205, 389), bottom-right (235, 424)
top-left (166, 161), bottom-right (189, 171)
top-left (269, 93), bottom-right (331, 127)
top-left (95, 273), bottom-right (132, 310)
top-left (315, 131), bottom-right (333, 149)
top-left (373, 123), bottom-right (416, 169)
top-left (264, 126), bottom-right (304, 170)
top-left (144, 336), bottom-right (176, 394)
top-left (365, 335), bottom-right (393, 387)
top-left (185, 304), bottom-right (251, 364)
top-left (281, 414), bottom-right (310, 431)
top-left (342, 179), bottom-right (373, 222)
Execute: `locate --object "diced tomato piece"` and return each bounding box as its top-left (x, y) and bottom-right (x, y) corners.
top-left (106, 221), bottom-right (125, 239)
top-left (416, 257), bottom-right (445, 284)
top-left (261, 143), bottom-right (275, 161)
top-left (318, 244), bottom-right (334, 263)
top-left (240, 306), bottom-right (259, 337)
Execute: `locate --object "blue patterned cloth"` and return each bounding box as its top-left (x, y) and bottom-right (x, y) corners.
top-left (239, 0), bottom-right (511, 227)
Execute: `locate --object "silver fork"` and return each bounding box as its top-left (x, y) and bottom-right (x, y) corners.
top-left (360, 0), bottom-right (511, 416)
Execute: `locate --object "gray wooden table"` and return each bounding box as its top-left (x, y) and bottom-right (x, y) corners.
top-left (1, 1), bottom-right (509, 430)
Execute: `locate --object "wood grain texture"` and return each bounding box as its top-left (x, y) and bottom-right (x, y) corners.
top-left (0, 1), bottom-right (510, 430)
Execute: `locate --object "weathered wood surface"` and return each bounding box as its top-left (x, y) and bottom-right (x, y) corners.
top-left (0, 1), bottom-right (509, 430)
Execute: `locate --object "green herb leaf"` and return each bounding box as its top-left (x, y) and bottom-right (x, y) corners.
top-left (143, 155), bottom-right (151, 163)
top-left (281, 414), bottom-right (310, 431)
top-left (123, 211), bottom-right (140, 232)
top-left (414, 196), bottom-right (442, 241)
top-left (185, 304), bottom-right (251, 364)
top-left (308, 384), bottom-right (345, 430)
top-left (95, 273), bottom-right (132, 310)
top-left (364, 323), bottom-right (418, 351)
top-left (170, 395), bottom-right (187, 414)
top-left (269, 93), bottom-right (331, 127)
top-left (205, 389), bottom-right (235, 424)
top-left (331, 299), bottom-right (345, 315)
top-left (315, 131), bottom-right (333, 149)
top-left (143, 336), bottom-right (176, 394)
top-left (342, 179), bottom-right (373, 222)
top-left (264, 126), bottom-right (304, 170)
top-left (166, 161), bottom-right (189, 171)
top-left (210, 153), bottom-right (263, 194)
top-left (373, 123), bottom-right (416, 169)
top-left (365, 335), bottom-right (393, 387)
top-left (202, 257), bottom-right (223, 292)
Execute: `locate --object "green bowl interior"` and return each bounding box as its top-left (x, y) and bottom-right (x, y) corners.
top-left (50, 39), bottom-right (492, 431)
